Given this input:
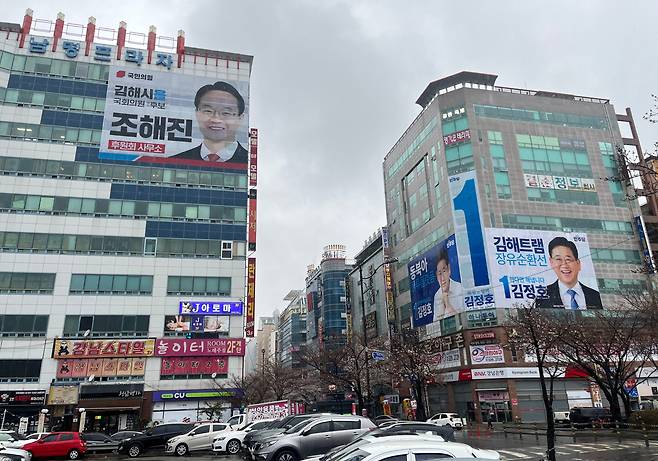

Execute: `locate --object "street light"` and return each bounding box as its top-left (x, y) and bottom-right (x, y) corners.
top-left (358, 257), bottom-right (398, 415)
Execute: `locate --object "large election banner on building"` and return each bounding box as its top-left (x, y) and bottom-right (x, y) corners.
top-left (484, 228), bottom-right (602, 309)
top-left (100, 66), bottom-right (249, 169)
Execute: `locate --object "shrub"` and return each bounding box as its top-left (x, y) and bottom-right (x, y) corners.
top-left (628, 409), bottom-right (658, 427)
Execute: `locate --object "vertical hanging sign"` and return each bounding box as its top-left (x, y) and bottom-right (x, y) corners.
top-left (249, 128), bottom-right (258, 187)
top-left (246, 258), bottom-right (256, 337)
top-left (248, 189), bottom-right (257, 252)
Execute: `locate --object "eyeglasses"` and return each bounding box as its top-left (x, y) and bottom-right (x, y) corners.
top-left (551, 256), bottom-right (577, 265)
top-left (197, 108), bottom-right (240, 119)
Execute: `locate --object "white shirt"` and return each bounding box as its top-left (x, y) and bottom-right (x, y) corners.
top-left (200, 141), bottom-right (238, 162)
top-left (558, 281), bottom-right (586, 309)
top-left (433, 279), bottom-right (463, 322)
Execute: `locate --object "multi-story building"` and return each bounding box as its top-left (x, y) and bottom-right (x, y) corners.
top-left (383, 71), bottom-right (649, 423)
top-left (0, 10), bottom-right (255, 431)
top-left (305, 244), bottom-right (352, 349)
top-left (277, 289), bottom-right (307, 368)
top-left (255, 315), bottom-right (278, 372)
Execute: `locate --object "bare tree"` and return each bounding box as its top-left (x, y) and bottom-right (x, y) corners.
top-left (505, 304), bottom-right (570, 461)
top-left (263, 357), bottom-right (305, 401)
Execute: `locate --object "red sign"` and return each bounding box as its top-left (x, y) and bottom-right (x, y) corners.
top-left (160, 356), bottom-right (228, 376)
top-left (458, 369), bottom-right (472, 381)
top-left (249, 128), bottom-right (258, 187)
top-left (53, 339), bottom-right (155, 358)
top-left (472, 331), bottom-right (495, 340)
top-left (511, 398), bottom-right (518, 406)
top-left (248, 190), bottom-right (257, 252)
top-left (56, 357), bottom-right (146, 378)
top-left (443, 129), bottom-right (471, 147)
top-left (246, 258), bottom-right (256, 337)
top-left (155, 338), bottom-right (245, 357)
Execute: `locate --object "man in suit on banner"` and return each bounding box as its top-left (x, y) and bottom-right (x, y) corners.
top-left (537, 236), bottom-right (602, 309)
top-left (171, 81), bottom-right (247, 163)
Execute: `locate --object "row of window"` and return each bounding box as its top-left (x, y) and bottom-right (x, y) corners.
top-left (502, 215), bottom-right (634, 235)
top-left (0, 50), bottom-right (110, 82)
top-left (526, 188), bottom-right (599, 206)
top-left (166, 276), bottom-right (231, 296)
top-left (445, 142), bottom-right (474, 175)
top-left (0, 156), bottom-right (248, 190)
top-left (441, 114), bottom-right (468, 136)
top-left (0, 315), bottom-right (48, 337)
top-left (599, 142), bottom-right (626, 206)
top-left (474, 104), bottom-right (608, 130)
top-left (597, 278), bottom-right (647, 293)
top-left (387, 116), bottom-right (438, 178)
top-left (69, 274), bottom-right (154, 295)
top-left (0, 360), bottom-right (41, 382)
top-left (0, 120), bottom-right (101, 146)
top-left (63, 315), bottom-right (149, 337)
top-left (0, 87), bottom-right (105, 113)
top-left (0, 272), bottom-right (55, 293)
top-left (590, 249), bottom-right (642, 265)
top-left (0, 231), bottom-right (240, 259)
top-left (0, 193), bottom-right (246, 223)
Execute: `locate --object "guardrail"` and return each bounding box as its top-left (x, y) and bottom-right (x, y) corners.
top-left (502, 421), bottom-right (658, 447)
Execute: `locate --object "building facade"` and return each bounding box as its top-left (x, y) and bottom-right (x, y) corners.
top-left (383, 71), bottom-right (649, 422)
top-left (305, 244), bottom-right (352, 349)
top-left (277, 290), bottom-right (307, 368)
top-left (0, 11), bottom-right (254, 431)
top-left (255, 315), bottom-right (278, 372)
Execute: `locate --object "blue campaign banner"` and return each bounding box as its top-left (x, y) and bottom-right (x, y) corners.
top-left (408, 235), bottom-right (460, 328)
top-left (179, 301), bottom-right (243, 315)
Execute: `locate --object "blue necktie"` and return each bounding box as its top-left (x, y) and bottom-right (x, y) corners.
top-left (566, 289), bottom-right (579, 309)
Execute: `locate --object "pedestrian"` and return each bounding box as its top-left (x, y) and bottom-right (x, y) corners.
top-left (487, 410), bottom-right (495, 430)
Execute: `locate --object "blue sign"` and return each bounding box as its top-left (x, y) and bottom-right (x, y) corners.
top-left (179, 301), bottom-right (243, 316)
top-left (371, 351), bottom-right (386, 362)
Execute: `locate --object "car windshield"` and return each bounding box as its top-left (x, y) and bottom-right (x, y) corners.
top-left (322, 439), bottom-right (371, 461)
top-left (284, 420), bottom-right (312, 434)
top-left (270, 417), bottom-right (291, 429)
top-left (251, 421), bottom-right (272, 430)
top-left (334, 448), bottom-right (368, 461)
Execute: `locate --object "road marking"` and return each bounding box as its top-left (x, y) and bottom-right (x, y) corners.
top-left (498, 449), bottom-right (530, 459)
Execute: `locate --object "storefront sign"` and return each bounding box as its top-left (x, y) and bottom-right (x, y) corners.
top-left (246, 258), bottom-right (256, 337)
top-left (47, 384), bottom-right (79, 405)
top-left (430, 348), bottom-right (462, 370)
top-left (52, 339), bottom-right (156, 358)
top-left (472, 331), bottom-right (496, 340)
top-left (365, 312), bottom-right (378, 340)
top-left (466, 309), bottom-right (497, 327)
top-left (471, 367), bottom-right (543, 380)
top-left (155, 338), bottom-right (245, 357)
top-left (179, 301), bottom-right (243, 315)
top-left (0, 390), bottom-right (46, 406)
top-left (470, 345), bottom-right (505, 364)
top-left (477, 391), bottom-right (509, 401)
top-left (443, 129), bottom-right (471, 147)
top-left (164, 315), bottom-right (229, 333)
top-left (56, 357), bottom-right (146, 378)
top-left (80, 383), bottom-right (144, 400)
top-left (153, 388), bottom-right (242, 401)
top-left (160, 357), bottom-right (228, 375)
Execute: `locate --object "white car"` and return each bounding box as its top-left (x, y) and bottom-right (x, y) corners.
top-left (0, 445), bottom-right (32, 461)
top-left (165, 422), bottom-right (232, 456)
top-left (302, 434), bottom-right (447, 461)
top-left (213, 418), bottom-right (276, 454)
top-left (427, 412), bottom-right (466, 429)
top-left (8, 433), bottom-right (49, 448)
top-left (329, 439), bottom-right (499, 461)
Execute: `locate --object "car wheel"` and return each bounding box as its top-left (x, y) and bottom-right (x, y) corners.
top-left (175, 443), bottom-right (188, 456)
top-left (68, 449), bottom-right (81, 460)
top-left (128, 444), bottom-right (142, 458)
top-left (276, 450), bottom-right (298, 461)
top-left (226, 439), bottom-right (241, 455)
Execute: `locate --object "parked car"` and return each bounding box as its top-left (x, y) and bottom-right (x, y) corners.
top-left (243, 414), bottom-right (331, 453)
top-left (23, 432), bottom-right (87, 460)
top-left (81, 432), bottom-right (119, 453)
top-left (252, 415), bottom-right (376, 461)
top-left (165, 422), bottom-right (232, 456)
top-left (117, 422), bottom-right (194, 458)
top-left (227, 414), bottom-right (248, 430)
top-left (372, 415), bottom-right (397, 426)
top-left (569, 407), bottom-right (612, 426)
top-left (554, 411), bottom-right (571, 426)
top-left (109, 431), bottom-right (142, 442)
top-left (377, 421), bottom-right (455, 442)
top-left (213, 419), bottom-right (276, 455)
top-left (0, 445), bottom-right (32, 461)
top-left (8, 433), bottom-right (48, 448)
top-left (0, 432), bottom-right (21, 447)
top-left (427, 412), bottom-right (466, 429)
top-left (325, 438), bottom-right (500, 461)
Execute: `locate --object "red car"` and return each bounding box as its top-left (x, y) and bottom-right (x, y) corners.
top-left (23, 432), bottom-right (87, 460)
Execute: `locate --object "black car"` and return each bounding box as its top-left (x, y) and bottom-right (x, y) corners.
top-left (569, 407), bottom-right (612, 426)
top-left (117, 423), bottom-right (195, 458)
top-left (81, 432), bottom-right (120, 453)
top-left (110, 431), bottom-right (142, 442)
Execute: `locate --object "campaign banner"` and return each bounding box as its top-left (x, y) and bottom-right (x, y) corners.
top-left (53, 339), bottom-right (156, 358)
top-left (56, 357), bottom-right (146, 378)
top-left (524, 174), bottom-right (597, 192)
top-left (248, 189), bottom-right (257, 252)
top-left (470, 345), bottom-right (505, 364)
top-left (484, 228), bottom-right (601, 309)
top-left (100, 66), bottom-right (249, 169)
top-left (248, 401), bottom-right (290, 420)
top-left (155, 338), bottom-right (245, 357)
top-left (160, 356), bottom-right (228, 376)
top-left (179, 301), bottom-right (243, 315)
top-left (430, 348), bottom-right (462, 370)
top-left (164, 315), bottom-right (229, 333)
top-left (249, 128), bottom-right (258, 186)
top-left (408, 235), bottom-right (460, 328)
top-left (246, 258), bottom-right (256, 337)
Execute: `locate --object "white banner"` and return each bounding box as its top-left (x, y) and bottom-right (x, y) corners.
top-left (470, 345), bottom-right (505, 364)
top-left (431, 348), bottom-right (462, 370)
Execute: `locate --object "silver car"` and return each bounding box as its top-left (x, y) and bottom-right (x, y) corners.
top-left (252, 415), bottom-right (376, 461)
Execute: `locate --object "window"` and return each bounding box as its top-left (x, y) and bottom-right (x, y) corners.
top-left (0, 272), bottom-right (55, 294)
top-left (221, 241), bottom-right (233, 259)
top-left (333, 420), bottom-right (360, 430)
top-left (191, 425), bottom-right (210, 435)
top-left (63, 315), bottom-right (149, 337)
top-left (167, 276), bottom-right (231, 296)
top-left (0, 359), bottom-right (41, 382)
top-left (59, 433), bottom-right (73, 441)
top-left (474, 104), bottom-right (607, 129)
top-left (414, 453), bottom-right (453, 460)
top-left (69, 275), bottom-right (153, 295)
top-left (0, 315), bottom-right (48, 337)
top-left (41, 434), bottom-right (58, 443)
top-left (307, 421), bottom-right (332, 434)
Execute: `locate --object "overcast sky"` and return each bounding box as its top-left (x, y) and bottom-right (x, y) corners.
top-left (8, 1), bottom-right (658, 322)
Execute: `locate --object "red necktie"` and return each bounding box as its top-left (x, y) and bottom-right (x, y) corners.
top-left (207, 153), bottom-right (220, 162)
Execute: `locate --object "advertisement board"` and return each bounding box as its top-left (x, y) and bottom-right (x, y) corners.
top-left (365, 312), bottom-right (378, 340)
top-left (155, 338), bottom-right (245, 357)
top-left (430, 348), bottom-right (462, 370)
top-left (249, 128), bottom-right (258, 186)
top-left (484, 228), bottom-right (601, 309)
top-left (56, 357), bottom-right (146, 378)
top-left (160, 356), bottom-right (228, 376)
top-left (246, 258), bottom-right (256, 337)
top-left (179, 301), bottom-right (243, 315)
top-left (248, 189), bottom-right (257, 252)
top-left (164, 315), bottom-right (229, 333)
top-left (100, 66), bottom-right (249, 170)
top-left (153, 388), bottom-right (242, 401)
top-left (47, 385), bottom-right (79, 405)
top-left (0, 390), bottom-right (46, 406)
top-left (53, 339), bottom-right (155, 358)
top-left (470, 345), bottom-right (505, 364)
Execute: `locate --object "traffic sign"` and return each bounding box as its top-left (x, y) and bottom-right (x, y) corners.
top-left (371, 350), bottom-right (386, 361)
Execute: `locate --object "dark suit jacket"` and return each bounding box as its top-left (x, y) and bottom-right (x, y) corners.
top-left (171, 142), bottom-right (248, 164)
top-left (536, 281), bottom-right (603, 309)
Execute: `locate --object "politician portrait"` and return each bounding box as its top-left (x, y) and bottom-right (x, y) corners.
top-left (432, 245), bottom-right (463, 321)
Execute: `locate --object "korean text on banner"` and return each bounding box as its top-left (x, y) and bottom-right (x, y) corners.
top-left (249, 128), bottom-right (258, 186)
top-left (246, 258), bottom-right (256, 337)
top-left (52, 339), bottom-right (156, 358)
top-left (100, 66), bottom-right (249, 169)
top-left (248, 189), bottom-right (257, 252)
top-left (160, 356), bottom-right (228, 375)
top-left (155, 338), bottom-right (245, 357)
